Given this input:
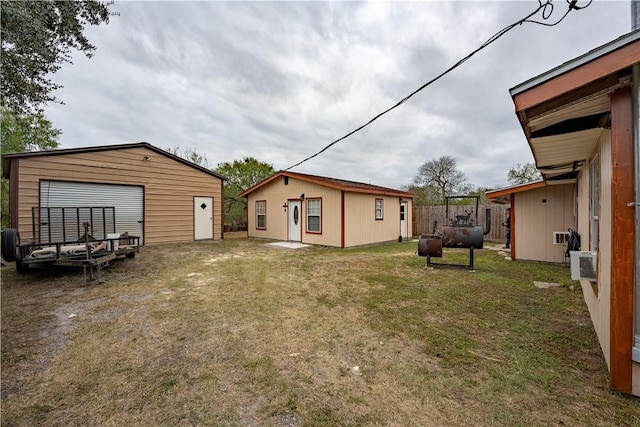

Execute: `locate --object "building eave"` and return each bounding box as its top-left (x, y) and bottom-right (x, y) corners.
top-left (1, 142), bottom-right (228, 181)
top-left (239, 171), bottom-right (417, 199)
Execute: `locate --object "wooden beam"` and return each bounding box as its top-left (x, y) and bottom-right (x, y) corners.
top-left (609, 86), bottom-right (635, 394)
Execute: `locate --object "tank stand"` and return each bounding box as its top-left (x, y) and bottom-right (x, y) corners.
top-left (426, 246), bottom-right (475, 270)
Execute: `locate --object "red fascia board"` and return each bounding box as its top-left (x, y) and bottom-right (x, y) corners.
top-left (240, 171), bottom-right (417, 199)
top-left (486, 181), bottom-right (546, 200)
top-left (512, 41), bottom-right (640, 113)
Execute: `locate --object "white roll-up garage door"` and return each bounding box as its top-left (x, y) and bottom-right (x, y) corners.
top-left (40, 181), bottom-right (144, 244)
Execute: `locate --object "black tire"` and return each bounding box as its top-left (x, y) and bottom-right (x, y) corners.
top-left (125, 251), bottom-right (136, 259)
top-left (1, 229), bottom-right (20, 262)
top-left (15, 261), bottom-right (30, 274)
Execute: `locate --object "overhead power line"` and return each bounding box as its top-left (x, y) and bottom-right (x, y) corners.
top-left (284, 0), bottom-right (592, 171)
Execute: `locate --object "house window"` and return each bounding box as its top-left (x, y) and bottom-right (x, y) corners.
top-left (375, 199), bottom-right (384, 220)
top-left (306, 198), bottom-right (321, 233)
top-left (256, 200), bottom-right (266, 230)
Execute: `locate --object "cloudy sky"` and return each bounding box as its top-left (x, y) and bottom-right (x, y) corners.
top-left (44, 0), bottom-right (632, 190)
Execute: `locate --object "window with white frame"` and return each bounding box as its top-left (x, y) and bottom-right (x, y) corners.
top-left (256, 200), bottom-right (266, 229)
top-left (306, 198), bottom-right (321, 233)
top-left (375, 199), bottom-right (384, 220)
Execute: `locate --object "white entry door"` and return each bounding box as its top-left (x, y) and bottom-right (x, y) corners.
top-left (194, 197), bottom-right (213, 240)
top-left (288, 200), bottom-right (301, 242)
top-left (400, 202), bottom-right (408, 239)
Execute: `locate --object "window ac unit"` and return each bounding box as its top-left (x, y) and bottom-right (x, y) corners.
top-left (553, 231), bottom-right (570, 245)
top-left (569, 251), bottom-right (597, 281)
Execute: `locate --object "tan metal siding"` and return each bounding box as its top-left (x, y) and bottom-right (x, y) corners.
top-left (578, 131), bottom-right (611, 368)
top-left (303, 187), bottom-right (341, 247)
top-left (344, 193), bottom-right (404, 247)
top-left (514, 184), bottom-right (575, 263)
top-left (246, 185), bottom-right (288, 242)
top-left (12, 147), bottom-right (223, 245)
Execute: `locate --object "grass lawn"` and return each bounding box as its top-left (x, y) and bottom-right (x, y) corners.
top-left (2, 233), bottom-right (640, 426)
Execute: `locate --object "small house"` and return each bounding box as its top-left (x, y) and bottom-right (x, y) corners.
top-left (240, 171), bottom-right (415, 247)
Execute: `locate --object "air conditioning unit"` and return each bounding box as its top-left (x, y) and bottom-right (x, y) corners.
top-left (553, 231), bottom-right (570, 245)
top-left (569, 251), bottom-right (597, 281)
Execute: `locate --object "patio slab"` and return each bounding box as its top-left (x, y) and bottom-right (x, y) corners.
top-left (265, 241), bottom-right (311, 249)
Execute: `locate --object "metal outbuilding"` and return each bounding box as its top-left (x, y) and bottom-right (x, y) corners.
top-left (2, 142), bottom-right (226, 245)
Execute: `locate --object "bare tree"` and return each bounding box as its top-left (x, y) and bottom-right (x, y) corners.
top-left (413, 156), bottom-right (468, 205)
top-left (166, 146), bottom-right (211, 169)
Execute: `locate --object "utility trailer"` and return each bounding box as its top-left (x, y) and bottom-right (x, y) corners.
top-left (1, 207), bottom-right (140, 282)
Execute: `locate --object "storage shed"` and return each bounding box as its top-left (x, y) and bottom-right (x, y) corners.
top-left (240, 171), bottom-right (416, 247)
top-left (2, 142), bottom-right (226, 244)
top-left (486, 180), bottom-right (576, 263)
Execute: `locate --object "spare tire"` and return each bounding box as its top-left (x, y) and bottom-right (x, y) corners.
top-left (1, 229), bottom-right (20, 262)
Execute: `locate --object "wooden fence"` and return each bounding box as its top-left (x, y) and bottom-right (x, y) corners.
top-left (413, 204), bottom-right (509, 242)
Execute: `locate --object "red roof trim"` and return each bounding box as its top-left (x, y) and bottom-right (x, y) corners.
top-left (485, 180), bottom-right (546, 200)
top-left (240, 171), bottom-right (416, 198)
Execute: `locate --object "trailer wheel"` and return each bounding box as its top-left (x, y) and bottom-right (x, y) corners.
top-left (125, 251), bottom-right (136, 259)
top-left (1, 229), bottom-right (20, 262)
top-left (15, 261), bottom-right (30, 274)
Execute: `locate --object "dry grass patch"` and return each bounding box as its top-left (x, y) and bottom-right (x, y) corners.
top-left (2, 234), bottom-right (640, 426)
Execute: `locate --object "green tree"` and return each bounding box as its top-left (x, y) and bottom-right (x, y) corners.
top-left (413, 156), bottom-right (468, 205)
top-left (507, 162), bottom-right (542, 185)
top-left (214, 157), bottom-right (275, 224)
top-left (468, 186), bottom-right (492, 205)
top-left (1, 0), bottom-right (112, 113)
top-left (1, 108), bottom-right (61, 227)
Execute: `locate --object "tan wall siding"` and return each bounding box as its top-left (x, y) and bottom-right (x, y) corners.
top-left (578, 131), bottom-right (612, 368)
top-left (514, 184), bottom-right (575, 263)
top-left (13, 147), bottom-right (223, 244)
top-left (344, 193), bottom-right (406, 247)
top-left (245, 185), bottom-right (288, 242)
top-left (303, 187), bottom-right (341, 247)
